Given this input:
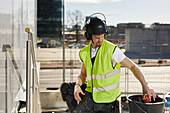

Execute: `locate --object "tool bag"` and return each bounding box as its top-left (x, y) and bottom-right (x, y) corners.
top-left (60, 82), bottom-right (86, 113)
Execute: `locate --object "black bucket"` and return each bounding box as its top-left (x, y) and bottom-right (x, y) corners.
top-left (128, 95), bottom-right (165, 113)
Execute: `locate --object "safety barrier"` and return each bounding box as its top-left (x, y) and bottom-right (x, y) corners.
top-left (3, 28), bottom-right (42, 113)
top-left (3, 45), bottom-right (25, 113)
top-left (25, 28), bottom-right (41, 113)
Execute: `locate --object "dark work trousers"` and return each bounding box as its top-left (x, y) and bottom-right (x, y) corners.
top-left (73, 91), bottom-right (120, 113)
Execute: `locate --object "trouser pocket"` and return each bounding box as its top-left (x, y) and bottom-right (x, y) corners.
top-left (94, 103), bottom-right (112, 113)
top-left (111, 100), bottom-right (120, 113)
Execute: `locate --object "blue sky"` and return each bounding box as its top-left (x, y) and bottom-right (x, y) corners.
top-left (65, 0), bottom-right (170, 27)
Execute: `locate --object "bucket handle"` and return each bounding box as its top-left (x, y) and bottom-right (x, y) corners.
top-left (133, 101), bottom-right (147, 113)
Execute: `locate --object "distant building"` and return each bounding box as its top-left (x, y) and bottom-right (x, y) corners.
top-left (65, 30), bottom-right (85, 44)
top-left (125, 25), bottom-right (170, 55)
top-left (37, 0), bottom-right (62, 47)
top-left (107, 26), bottom-right (117, 35)
top-left (117, 23), bottom-right (145, 34)
top-left (105, 23), bottom-right (145, 44)
top-left (72, 25), bottom-right (81, 31)
top-left (150, 23), bottom-right (170, 30)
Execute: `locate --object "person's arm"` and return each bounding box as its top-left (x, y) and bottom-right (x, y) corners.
top-left (120, 57), bottom-right (156, 101)
top-left (74, 63), bottom-right (87, 101)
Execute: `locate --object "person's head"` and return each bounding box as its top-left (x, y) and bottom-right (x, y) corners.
top-left (84, 17), bottom-right (108, 46)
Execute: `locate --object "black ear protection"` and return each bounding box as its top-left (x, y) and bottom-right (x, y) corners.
top-left (84, 13), bottom-right (108, 41)
top-left (84, 29), bottom-right (91, 40)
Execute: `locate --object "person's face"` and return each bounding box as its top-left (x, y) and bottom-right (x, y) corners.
top-left (92, 34), bottom-right (104, 48)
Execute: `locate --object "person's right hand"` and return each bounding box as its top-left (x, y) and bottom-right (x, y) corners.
top-left (142, 84), bottom-right (156, 101)
top-left (74, 84), bottom-right (85, 101)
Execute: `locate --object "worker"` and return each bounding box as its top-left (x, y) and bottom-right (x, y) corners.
top-left (73, 15), bottom-right (156, 113)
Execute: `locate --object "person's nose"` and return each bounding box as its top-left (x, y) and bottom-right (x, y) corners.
top-left (99, 38), bottom-right (103, 42)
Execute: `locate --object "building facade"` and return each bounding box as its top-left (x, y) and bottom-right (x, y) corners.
top-left (151, 23), bottom-right (170, 30)
top-left (117, 23), bottom-right (145, 34)
top-left (125, 27), bottom-right (170, 57)
top-left (37, 0), bottom-right (62, 47)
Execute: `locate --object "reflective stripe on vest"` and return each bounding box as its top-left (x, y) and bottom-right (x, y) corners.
top-left (87, 69), bottom-right (120, 80)
top-left (93, 83), bottom-right (119, 92)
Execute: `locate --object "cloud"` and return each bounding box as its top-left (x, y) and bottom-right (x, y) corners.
top-left (112, 0), bottom-right (122, 2)
top-left (66, 0), bottom-right (122, 3)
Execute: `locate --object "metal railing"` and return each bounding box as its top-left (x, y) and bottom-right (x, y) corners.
top-left (25, 28), bottom-right (41, 113)
top-left (3, 45), bottom-right (25, 113)
top-left (120, 65), bottom-right (170, 98)
top-left (38, 48), bottom-right (170, 97)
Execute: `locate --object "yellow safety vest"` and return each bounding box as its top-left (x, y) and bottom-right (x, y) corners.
top-left (79, 40), bottom-right (121, 103)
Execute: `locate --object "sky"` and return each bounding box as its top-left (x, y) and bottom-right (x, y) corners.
top-left (65, 0), bottom-right (170, 27)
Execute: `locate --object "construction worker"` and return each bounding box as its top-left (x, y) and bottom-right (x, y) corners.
top-left (73, 15), bottom-right (156, 113)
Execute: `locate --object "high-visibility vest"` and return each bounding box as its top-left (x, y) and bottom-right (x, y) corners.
top-left (79, 40), bottom-right (121, 103)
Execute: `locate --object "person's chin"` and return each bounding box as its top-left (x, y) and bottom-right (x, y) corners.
top-left (97, 44), bottom-right (102, 47)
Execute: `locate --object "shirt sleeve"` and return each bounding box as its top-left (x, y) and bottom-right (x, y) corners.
top-left (112, 47), bottom-right (126, 63)
top-left (79, 49), bottom-right (84, 63)
top-left (79, 56), bottom-right (83, 63)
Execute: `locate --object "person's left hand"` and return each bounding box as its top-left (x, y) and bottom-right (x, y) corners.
top-left (142, 84), bottom-right (156, 102)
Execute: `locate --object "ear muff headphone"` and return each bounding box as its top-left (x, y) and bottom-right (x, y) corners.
top-left (84, 13), bottom-right (108, 41)
top-left (84, 28), bottom-right (91, 40)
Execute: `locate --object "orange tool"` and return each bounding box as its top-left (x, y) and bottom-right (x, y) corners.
top-left (144, 96), bottom-right (150, 103)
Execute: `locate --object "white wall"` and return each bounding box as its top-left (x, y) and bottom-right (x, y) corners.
top-left (125, 28), bottom-right (170, 53)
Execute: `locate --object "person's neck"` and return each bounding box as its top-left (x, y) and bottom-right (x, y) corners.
top-left (91, 43), bottom-right (97, 49)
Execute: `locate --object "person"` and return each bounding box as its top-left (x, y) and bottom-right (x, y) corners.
top-left (73, 16), bottom-right (156, 113)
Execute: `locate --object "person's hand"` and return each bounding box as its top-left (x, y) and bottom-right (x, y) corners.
top-left (74, 84), bottom-right (85, 101)
top-left (142, 84), bottom-right (156, 101)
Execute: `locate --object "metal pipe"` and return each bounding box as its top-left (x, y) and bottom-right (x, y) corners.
top-left (62, 0), bottom-right (65, 82)
top-left (25, 27), bottom-right (41, 113)
top-left (26, 40), bottom-right (29, 113)
top-left (5, 52), bottom-right (7, 113)
top-left (26, 40), bottom-right (31, 113)
top-left (6, 52), bottom-right (24, 91)
top-left (125, 68), bottom-right (127, 96)
top-left (127, 68), bottom-right (129, 96)
top-left (32, 68), bottom-right (35, 113)
top-left (125, 68), bottom-right (129, 97)
top-left (30, 33), bottom-right (39, 85)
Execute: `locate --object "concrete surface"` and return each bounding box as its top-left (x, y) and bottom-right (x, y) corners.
top-left (40, 89), bottom-right (67, 109)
